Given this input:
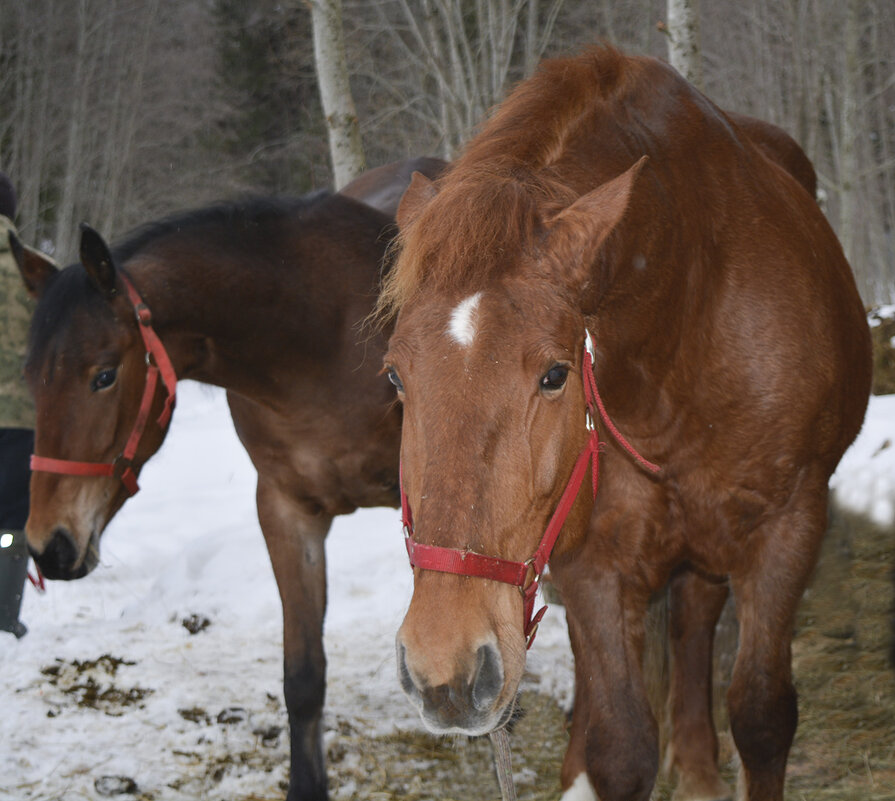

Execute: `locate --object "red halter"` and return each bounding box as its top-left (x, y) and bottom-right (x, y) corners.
top-left (400, 330), bottom-right (660, 648)
top-left (29, 272), bottom-right (177, 497)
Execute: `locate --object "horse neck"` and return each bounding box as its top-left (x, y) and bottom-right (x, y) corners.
top-left (124, 239), bottom-right (382, 405)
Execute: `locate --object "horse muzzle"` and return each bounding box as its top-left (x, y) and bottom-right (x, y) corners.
top-left (29, 526), bottom-right (99, 580)
top-left (396, 637), bottom-right (512, 735)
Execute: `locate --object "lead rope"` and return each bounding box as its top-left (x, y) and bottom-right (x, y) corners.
top-left (490, 726), bottom-right (517, 801)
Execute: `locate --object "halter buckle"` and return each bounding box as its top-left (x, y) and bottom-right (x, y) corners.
top-left (110, 453), bottom-right (134, 479)
top-left (518, 557), bottom-right (539, 596)
top-left (525, 622), bottom-right (540, 648)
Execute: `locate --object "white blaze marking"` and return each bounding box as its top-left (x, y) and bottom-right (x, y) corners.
top-left (561, 773), bottom-right (597, 801)
top-left (448, 292), bottom-right (482, 347)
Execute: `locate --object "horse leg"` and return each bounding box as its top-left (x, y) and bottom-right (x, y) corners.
top-left (726, 493), bottom-right (826, 801)
top-left (666, 568), bottom-right (732, 801)
top-left (559, 629), bottom-right (594, 800)
top-left (257, 478), bottom-right (332, 801)
top-left (558, 565), bottom-right (659, 801)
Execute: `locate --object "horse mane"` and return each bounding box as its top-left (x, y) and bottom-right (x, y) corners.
top-left (112, 190), bottom-right (333, 264)
top-left (378, 46), bottom-right (642, 318)
top-left (28, 190), bottom-right (339, 368)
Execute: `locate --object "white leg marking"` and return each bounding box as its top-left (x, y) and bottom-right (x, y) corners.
top-left (561, 772), bottom-right (598, 801)
top-left (448, 291), bottom-right (482, 347)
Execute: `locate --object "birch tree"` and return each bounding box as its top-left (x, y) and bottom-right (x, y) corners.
top-left (664, 0), bottom-right (703, 90)
top-left (308, 0), bottom-right (365, 188)
top-left (836, 0), bottom-right (860, 274)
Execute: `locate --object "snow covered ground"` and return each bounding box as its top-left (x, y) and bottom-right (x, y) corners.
top-left (1, 380), bottom-right (892, 800)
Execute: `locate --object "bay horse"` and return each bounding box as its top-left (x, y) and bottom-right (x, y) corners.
top-left (11, 159), bottom-right (446, 801)
top-left (382, 47), bottom-right (870, 801)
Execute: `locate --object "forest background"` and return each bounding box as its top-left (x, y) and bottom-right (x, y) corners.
top-left (1, 0), bottom-right (893, 304)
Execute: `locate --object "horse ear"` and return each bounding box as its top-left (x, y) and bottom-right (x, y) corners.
top-left (544, 155), bottom-right (648, 285)
top-left (396, 171), bottom-right (438, 230)
top-left (9, 231), bottom-right (58, 299)
top-left (79, 223), bottom-right (118, 299)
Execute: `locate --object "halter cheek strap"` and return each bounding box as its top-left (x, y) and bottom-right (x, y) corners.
top-left (400, 329), bottom-right (660, 649)
top-left (29, 272), bottom-right (177, 497)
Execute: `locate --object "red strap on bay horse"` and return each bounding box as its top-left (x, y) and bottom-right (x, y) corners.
top-left (400, 329), bottom-right (660, 649)
top-left (29, 271), bottom-right (177, 497)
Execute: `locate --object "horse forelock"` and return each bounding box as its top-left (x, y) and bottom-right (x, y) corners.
top-left (386, 170), bottom-right (573, 310)
top-left (26, 265), bottom-right (111, 376)
top-left (379, 45), bottom-right (640, 318)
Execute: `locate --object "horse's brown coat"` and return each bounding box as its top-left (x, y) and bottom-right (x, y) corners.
top-left (385, 48), bottom-right (870, 801)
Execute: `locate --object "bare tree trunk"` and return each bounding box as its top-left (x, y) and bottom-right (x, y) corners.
top-left (869, 6), bottom-right (895, 299)
top-left (665, 0), bottom-right (703, 90)
top-left (308, 0), bottom-right (365, 189)
top-left (382, 0), bottom-right (565, 157)
top-left (96, 0), bottom-right (161, 236)
top-left (5, 1), bottom-right (54, 246)
top-left (838, 0), bottom-right (860, 274)
top-left (54, 0), bottom-right (93, 262)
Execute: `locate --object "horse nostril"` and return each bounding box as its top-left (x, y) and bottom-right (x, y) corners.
top-left (35, 528), bottom-right (82, 580)
top-left (397, 642), bottom-right (421, 701)
top-left (471, 643), bottom-right (503, 711)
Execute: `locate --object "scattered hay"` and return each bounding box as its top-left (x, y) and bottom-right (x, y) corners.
top-left (325, 691), bottom-right (567, 800)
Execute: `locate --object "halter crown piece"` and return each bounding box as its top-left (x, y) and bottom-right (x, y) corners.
top-left (29, 272), bottom-right (177, 497)
top-left (399, 329), bottom-right (660, 649)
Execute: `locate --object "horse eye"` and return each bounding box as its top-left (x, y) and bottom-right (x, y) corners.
top-left (540, 364), bottom-right (569, 391)
top-left (90, 368), bottom-right (118, 392)
top-left (386, 367), bottom-right (404, 393)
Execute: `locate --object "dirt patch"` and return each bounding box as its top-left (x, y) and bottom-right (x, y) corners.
top-left (39, 654), bottom-right (153, 717)
top-left (326, 691), bottom-right (567, 800)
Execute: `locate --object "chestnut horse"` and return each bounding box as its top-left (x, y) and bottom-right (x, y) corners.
top-left (382, 48), bottom-right (870, 801)
top-left (11, 160), bottom-right (445, 801)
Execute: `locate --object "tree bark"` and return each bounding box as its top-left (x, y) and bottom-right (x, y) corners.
top-left (308, 0), bottom-right (365, 189)
top-left (838, 0), bottom-right (860, 275)
top-left (666, 0), bottom-right (703, 90)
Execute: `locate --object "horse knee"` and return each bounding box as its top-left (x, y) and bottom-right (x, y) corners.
top-left (586, 716), bottom-right (658, 801)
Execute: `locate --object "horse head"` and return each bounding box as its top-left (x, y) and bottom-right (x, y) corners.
top-left (12, 226), bottom-right (174, 580)
top-left (384, 158), bottom-right (645, 735)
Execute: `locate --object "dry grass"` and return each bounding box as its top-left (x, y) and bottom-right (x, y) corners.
top-left (326, 691), bottom-right (567, 800)
top-left (785, 506), bottom-right (895, 801)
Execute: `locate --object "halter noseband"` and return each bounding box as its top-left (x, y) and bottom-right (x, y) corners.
top-left (29, 272), bottom-right (177, 497)
top-left (399, 330), bottom-right (660, 649)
